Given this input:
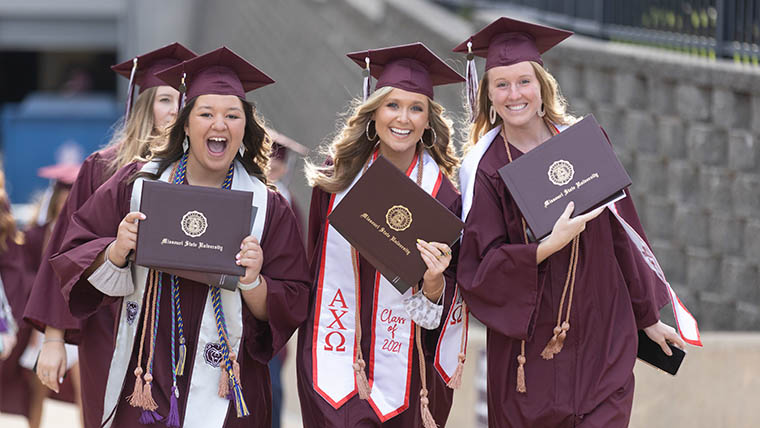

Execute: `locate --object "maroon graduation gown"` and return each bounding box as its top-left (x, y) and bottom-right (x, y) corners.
top-left (24, 144), bottom-right (120, 341)
top-left (22, 145), bottom-right (121, 428)
top-left (50, 162), bottom-right (311, 428)
top-left (0, 222), bottom-right (34, 417)
top-left (296, 176), bottom-right (460, 428)
top-left (457, 135), bottom-right (666, 428)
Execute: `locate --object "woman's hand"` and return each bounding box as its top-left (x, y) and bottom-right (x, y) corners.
top-left (36, 339), bottom-right (67, 393)
top-left (538, 202), bottom-right (605, 263)
top-left (236, 235), bottom-right (264, 285)
top-left (0, 332), bottom-right (16, 360)
top-left (110, 211), bottom-right (146, 267)
top-left (643, 320), bottom-right (686, 356)
top-left (416, 239), bottom-right (451, 302)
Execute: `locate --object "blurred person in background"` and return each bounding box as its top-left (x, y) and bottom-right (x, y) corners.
top-left (0, 167), bottom-right (31, 422)
top-left (264, 132), bottom-right (308, 428)
top-left (299, 43), bottom-right (463, 428)
top-left (22, 43), bottom-right (195, 428)
top-left (0, 169), bottom-right (20, 362)
top-left (0, 164), bottom-right (79, 428)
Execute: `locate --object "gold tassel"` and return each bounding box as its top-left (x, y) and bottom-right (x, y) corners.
top-left (553, 322), bottom-right (570, 355)
top-left (540, 325), bottom-right (563, 360)
top-left (446, 352), bottom-right (466, 390)
top-left (353, 358), bottom-right (371, 399)
top-left (176, 337), bottom-right (186, 376)
top-left (231, 353), bottom-right (241, 391)
top-left (218, 362), bottom-right (230, 398)
top-left (141, 373), bottom-right (158, 411)
top-left (516, 353), bottom-right (527, 393)
top-left (516, 340), bottom-right (527, 394)
top-left (127, 367), bottom-right (145, 408)
top-left (419, 389), bottom-right (438, 428)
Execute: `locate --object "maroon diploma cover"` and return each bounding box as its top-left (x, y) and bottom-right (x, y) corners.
top-left (135, 181), bottom-right (255, 290)
top-left (498, 115), bottom-right (631, 242)
top-left (328, 156), bottom-right (464, 294)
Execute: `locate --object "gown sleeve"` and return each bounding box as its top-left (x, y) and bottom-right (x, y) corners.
top-left (457, 170), bottom-right (547, 341)
top-left (242, 190), bottom-right (311, 364)
top-left (49, 163), bottom-right (137, 319)
top-left (600, 126), bottom-right (669, 312)
top-left (609, 191), bottom-right (665, 329)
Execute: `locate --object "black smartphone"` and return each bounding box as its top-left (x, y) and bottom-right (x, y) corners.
top-left (636, 330), bottom-right (685, 375)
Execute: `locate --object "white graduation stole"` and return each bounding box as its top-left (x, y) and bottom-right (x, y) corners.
top-left (312, 152), bottom-right (443, 420)
top-left (101, 159), bottom-right (268, 428)
top-left (434, 283), bottom-right (469, 383)
top-left (606, 202), bottom-right (702, 346)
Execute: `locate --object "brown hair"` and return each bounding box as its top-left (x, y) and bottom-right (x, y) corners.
top-left (0, 169), bottom-right (22, 251)
top-left (105, 87), bottom-right (165, 179)
top-left (306, 87), bottom-right (459, 194)
top-left (133, 96), bottom-right (271, 186)
top-left (464, 61), bottom-right (576, 153)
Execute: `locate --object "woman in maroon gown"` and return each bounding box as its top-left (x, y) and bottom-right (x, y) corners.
top-left (50, 47), bottom-right (311, 428)
top-left (22, 43), bottom-right (195, 428)
top-left (298, 43), bottom-right (464, 428)
top-left (454, 17), bottom-right (685, 427)
top-left (0, 168), bottom-right (32, 420)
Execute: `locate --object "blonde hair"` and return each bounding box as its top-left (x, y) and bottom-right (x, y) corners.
top-left (105, 87), bottom-right (165, 177)
top-left (464, 61), bottom-right (576, 153)
top-left (0, 168), bottom-right (22, 251)
top-left (306, 87), bottom-right (459, 194)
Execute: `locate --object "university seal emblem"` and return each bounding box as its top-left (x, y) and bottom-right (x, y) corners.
top-left (386, 205), bottom-right (412, 232)
top-left (181, 210), bottom-right (207, 238)
top-left (548, 160), bottom-right (574, 186)
top-left (203, 343), bottom-right (224, 367)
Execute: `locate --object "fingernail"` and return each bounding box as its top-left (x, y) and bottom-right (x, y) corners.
top-left (59, 377), bottom-right (63, 384)
top-left (235, 260), bottom-right (241, 265)
top-left (235, 253), bottom-right (240, 259)
top-left (416, 238), bottom-right (421, 243)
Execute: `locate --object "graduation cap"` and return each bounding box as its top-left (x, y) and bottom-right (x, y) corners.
top-left (347, 42), bottom-right (464, 101)
top-left (155, 46), bottom-right (275, 102)
top-left (453, 17), bottom-right (572, 121)
top-left (111, 42), bottom-right (197, 117)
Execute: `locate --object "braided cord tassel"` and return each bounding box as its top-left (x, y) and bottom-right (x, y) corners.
top-left (173, 275), bottom-right (187, 376)
top-left (210, 287), bottom-right (249, 417)
top-left (171, 154), bottom-right (189, 378)
top-left (139, 271), bottom-right (163, 423)
top-left (210, 162), bottom-right (249, 417)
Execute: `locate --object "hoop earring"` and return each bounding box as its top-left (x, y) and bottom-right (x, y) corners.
top-left (365, 119), bottom-right (378, 141)
top-left (537, 103), bottom-right (546, 118)
top-left (422, 127), bottom-right (436, 149)
top-left (420, 128), bottom-right (435, 150)
top-left (489, 104), bottom-right (497, 125)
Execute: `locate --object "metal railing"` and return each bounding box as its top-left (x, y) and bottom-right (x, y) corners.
top-left (436, 0), bottom-right (760, 65)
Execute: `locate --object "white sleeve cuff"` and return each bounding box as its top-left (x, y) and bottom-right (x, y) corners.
top-left (87, 247), bottom-right (134, 297)
top-left (404, 288), bottom-right (444, 330)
